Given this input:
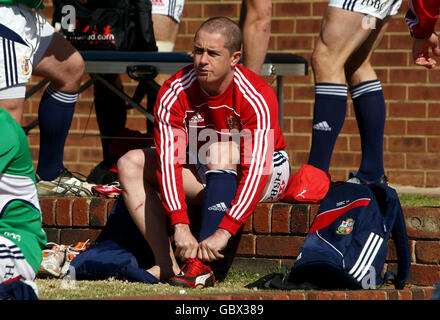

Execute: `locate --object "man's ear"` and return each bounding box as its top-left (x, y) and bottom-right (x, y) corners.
top-left (231, 51), bottom-right (242, 67)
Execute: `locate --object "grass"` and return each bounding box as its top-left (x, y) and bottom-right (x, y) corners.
top-left (35, 269), bottom-right (264, 300)
top-left (398, 193), bottom-right (440, 207)
top-left (35, 193), bottom-right (439, 300)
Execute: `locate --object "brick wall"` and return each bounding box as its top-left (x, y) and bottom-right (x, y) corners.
top-left (41, 197), bottom-right (440, 287)
top-left (24, 1), bottom-right (440, 187)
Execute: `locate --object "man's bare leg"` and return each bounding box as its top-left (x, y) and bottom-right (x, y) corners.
top-left (118, 148), bottom-right (179, 281)
top-left (117, 148), bottom-right (205, 281)
top-left (239, 0), bottom-right (272, 74)
top-left (0, 98), bottom-right (25, 124)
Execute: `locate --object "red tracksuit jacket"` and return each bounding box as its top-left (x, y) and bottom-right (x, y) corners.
top-left (154, 64), bottom-right (286, 235)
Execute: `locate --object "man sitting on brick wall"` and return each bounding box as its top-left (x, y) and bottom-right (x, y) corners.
top-left (117, 16), bottom-right (290, 288)
top-left (289, 0), bottom-right (401, 200)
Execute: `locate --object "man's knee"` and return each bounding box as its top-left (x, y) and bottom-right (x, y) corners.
top-left (64, 51), bottom-right (85, 83)
top-left (117, 149), bottom-right (145, 179)
top-left (205, 141), bottom-right (239, 171)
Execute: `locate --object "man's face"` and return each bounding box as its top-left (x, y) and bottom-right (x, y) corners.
top-left (193, 30), bottom-right (240, 94)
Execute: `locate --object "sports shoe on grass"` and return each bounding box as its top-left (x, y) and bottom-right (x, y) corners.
top-left (168, 258), bottom-right (216, 288)
top-left (38, 243), bottom-right (67, 278)
top-left (92, 181), bottom-right (122, 198)
top-left (60, 240), bottom-right (91, 277)
top-left (37, 168), bottom-right (94, 197)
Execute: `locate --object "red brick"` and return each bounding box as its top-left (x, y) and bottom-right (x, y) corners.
top-left (390, 69), bottom-right (427, 83)
top-left (408, 120), bottom-right (440, 135)
top-left (371, 52), bottom-right (408, 66)
top-left (306, 291), bottom-right (333, 300)
top-left (428, 103), bottom-right (440, 117)
top-left (236, 234), bottom-right (256, 256)
top-left (253, 203), bottom-right (272, 234)
top-left (277, 36), bottom-right (313, 51)
top-left (283, 102), bottom-right (312, 117)
top-left (203, 4), bottom-right (237, 17)
top-left (271, 19), bottom-right (295, 34)
top-left (295, 18), bottom-right (322, 34)
top-left (271, 204), bottom-right (291, 234)
top-left (388, 102), bottom-right (427, 118)
top-left (409, 86), bottom-right (440, 101)
top-left (40, 198), bottom-right (55, 226)
top-left (60, 228), bottom-right (101, 245)
top-left (256, 235), bottom-right (304, 257)
top-left (72, 198), bottom-right (90, 226)
top-left (242, 215), bottom-right (252, 233)
top-left (275, 2), bottom-right (311, 16)
top-left (387, 171), bottom-right (425, 187)
top-left (407, 153), bottom-right (440, 170)
top-left (427, 137), bottom-right (440, 152)
top-left (55, 198), bottom-right (72, 226)
top-left (409, 264), bottom-right (440, 287)
top-left (426, 172), bottom-right (440, 187)
top-left (89, 198), bottom-right (109, 227)
top-left (383, 153), bottom-right (405, 169)
top-left (291, 204), bottom-right (309, 234)
top-left (415, 241), bottom-right (440, 264)
top-left (286, 292), bottom-right (306, 300)
top-left (283, 134), bottom-right (311, 150)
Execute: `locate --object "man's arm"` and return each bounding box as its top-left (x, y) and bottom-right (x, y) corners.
top-left (406, 0), bottom-right (440, 67)
top-left (406, 0), bottom-right (440, 38)
top-left (154, 75), bottom-right (198, 261)
top-left (412, 32), bottom-right (440, 68)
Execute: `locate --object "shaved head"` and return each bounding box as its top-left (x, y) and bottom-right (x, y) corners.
top-left (195, 17), bottom-right (242, 54)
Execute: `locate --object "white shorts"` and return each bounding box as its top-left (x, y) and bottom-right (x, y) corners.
top-left (0, 235), bottom-right (35, 283)
top-left (0, 5), bottom-right (55, 99)
top-left (259, 150), bottom-right (291, 202)
top-left (328, 0), bottom-right (402, 20)
top-left (193, 150), bottom-right (291, 203)
top-left (151, 0), bottom-right (185, 23)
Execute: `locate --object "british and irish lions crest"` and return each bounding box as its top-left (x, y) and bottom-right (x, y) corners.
top-left (21, 56), bottom-right (31, 76)
top-left (336, 218), bottom-right (354, 235)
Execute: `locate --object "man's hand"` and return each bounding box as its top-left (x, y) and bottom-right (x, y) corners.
top-left (412, 33), bottom-right (440, 69)
top-left (173, 224), bottom-right (198, 261)
top-left (198, 229), bottom-right (232, 262)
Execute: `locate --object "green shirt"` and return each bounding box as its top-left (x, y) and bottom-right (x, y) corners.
top-left (0, 108), bottom-right (47, 275)
top-left (0, 0), bottom-right (44, 10)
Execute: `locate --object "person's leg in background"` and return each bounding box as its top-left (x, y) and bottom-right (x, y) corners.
top-left (87, 74), bottom-right (127, 185)
top-left (239, 0), bottom-right (272, 74)
top-left (307, 7), bottom-right (376, 174)
top-left (345, 18), bottom-right (391, 183)
top-left (0, 6), bottom-right (90, 197)
top-left (151, 0), bottom-right (185, 82)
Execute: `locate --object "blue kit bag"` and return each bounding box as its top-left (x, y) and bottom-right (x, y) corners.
top-left (247, 182), bottom-right (411, 291)
top-left (287, 182), bottom-right (411, 290)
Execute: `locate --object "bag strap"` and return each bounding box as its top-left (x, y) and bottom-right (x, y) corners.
top-left (373, 184), bottom-right (411, 289)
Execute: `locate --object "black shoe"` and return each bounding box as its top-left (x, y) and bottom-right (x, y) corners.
top-left (86, 161), bottom-right (118, 185)
top-left (347, 172), bottom-right (388, 185)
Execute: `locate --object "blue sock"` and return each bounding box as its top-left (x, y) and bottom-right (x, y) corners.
top-left (308, 83), bottom-right (347, 172)
top-left (350, 80), bottom-right (385, 181)
top-left (36, 86), bottom-right (77, 180)
top-left (198, 170), bottom-right (237, 242)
